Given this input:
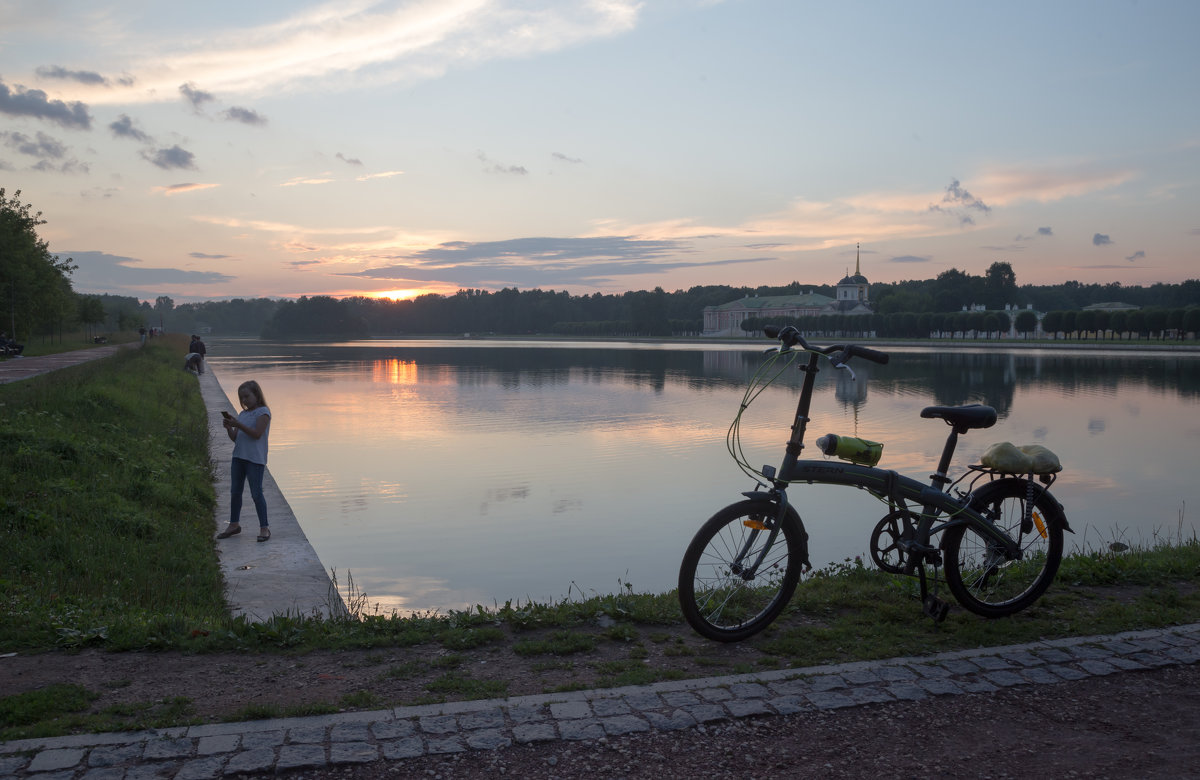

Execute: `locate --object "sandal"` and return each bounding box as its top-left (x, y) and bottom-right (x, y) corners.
top-left (216, 526), bottom-right (241, 539)
top-left (257, 529), bottom-right (271, 543)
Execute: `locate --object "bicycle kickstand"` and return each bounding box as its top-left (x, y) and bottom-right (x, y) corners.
top-left (917, 562), bottom-right (950, 623)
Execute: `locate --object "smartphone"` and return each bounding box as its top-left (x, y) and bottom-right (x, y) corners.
top-left (221, 411), bottom-right (233, 420)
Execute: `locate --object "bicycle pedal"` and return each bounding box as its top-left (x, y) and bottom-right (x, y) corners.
top-left (923, 595), bottom-right (950, 623)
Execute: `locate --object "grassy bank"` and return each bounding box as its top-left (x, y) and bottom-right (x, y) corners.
top-left (1, 339), bottom-right (1198, 739)
top-left (0, 335), bottom-right (227, 648)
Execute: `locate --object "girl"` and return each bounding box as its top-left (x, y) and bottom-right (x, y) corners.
top-left (216, 380), bottom-right (273, 542)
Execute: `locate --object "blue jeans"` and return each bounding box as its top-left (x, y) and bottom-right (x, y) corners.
top-left (230, 457), bottom-right (268, 527)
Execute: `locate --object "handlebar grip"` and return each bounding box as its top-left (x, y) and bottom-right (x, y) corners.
top-left (763, 325), bottom-right (782, 339)
top-left (844, 344), bottom-right (890, 365)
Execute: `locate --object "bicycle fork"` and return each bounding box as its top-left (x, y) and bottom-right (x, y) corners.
top-left (730, 489), bottom-right (793, 580)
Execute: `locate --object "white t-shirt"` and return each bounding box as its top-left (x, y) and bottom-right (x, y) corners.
top-left (232, 406), bottom-right (271, 464)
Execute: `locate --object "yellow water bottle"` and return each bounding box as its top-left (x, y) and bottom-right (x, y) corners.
top-left (815, 433), bottom-right (884, 466)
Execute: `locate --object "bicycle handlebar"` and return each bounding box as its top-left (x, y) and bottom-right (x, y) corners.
top-left (762, 325), bottom-right (889, 365)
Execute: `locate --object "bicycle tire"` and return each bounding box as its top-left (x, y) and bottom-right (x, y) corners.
top-left (678, 500), bottom-right (807, 642)
top-left (942, 478), bottom-right (1065, 618)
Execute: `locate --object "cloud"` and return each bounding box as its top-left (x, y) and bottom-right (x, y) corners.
top-left (179, 82), bottom-right (215, 110)
top-left (280, 175), bottom-right (334, 187)
top-left (152, 183), bottom-right (219, 196)
top-left (35, 65), bottom-right (108, 86)
top-left (1, 129), bottom-right (87, 173)
top-left (0, 78), bottom-right (91, 129)
top-left (1015, 226), bottom-right (1054, 241)
top-left (477, 151), bottom-right (527, 175)
top-left (336, 152), bottom-right (364, 166)
top-left (2, 130), bottom-right (67, 158)
top-left (135, 2), bottom-right (641, 101)
top-left (337, 235), bottom-right (770, 288)
top-left (189, 252), bottom-right (231, 260)
top-left (36, 65), bottom-right (135, 88)
top-left (889, 255), bottom-right (931, 264)
top-left (1093, 233), bottom-right (1113, 246)
top-left (109, 114), bottom-right (151, 142)
top-left (222, 106), bottom-right (267, 125)
top-left (142, 145), bottom-right (197, 170)
top-left (356, 170), bottom-right (404, 181)
top-left (929, 178), bottom-right (991, 226)
top-left (67, 250), bottom-right (235, 296)
top-left (1125, 250), bottom-right (1145, 262)
top-left (552, 152), bottom-right (583, 164)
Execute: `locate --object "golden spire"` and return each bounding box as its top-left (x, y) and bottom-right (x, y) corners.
top-left (855, 243), bottom-right (861, 276)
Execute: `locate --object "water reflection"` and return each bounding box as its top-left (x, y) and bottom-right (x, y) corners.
top-left (206, 340), bottom-right (1200, 614)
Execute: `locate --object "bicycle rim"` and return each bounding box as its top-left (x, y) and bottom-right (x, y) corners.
top-left (679, 501), bottom-right (802, 641)
top-left (944, 484), bottom-right (1064, 617)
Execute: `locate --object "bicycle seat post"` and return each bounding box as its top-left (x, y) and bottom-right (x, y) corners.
top-left (929, 427), bottom-right (962, 490)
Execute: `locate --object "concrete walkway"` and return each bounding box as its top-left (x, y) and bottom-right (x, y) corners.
top-left (199, 369), bottom-right (346, 621)
top-left (0, 343), bottom-right (133, 384)
top-left (1, 624), bottom-right (1197, 777)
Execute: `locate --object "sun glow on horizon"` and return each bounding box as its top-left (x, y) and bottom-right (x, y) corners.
top-left (370, 289), bottom-right (426, 301)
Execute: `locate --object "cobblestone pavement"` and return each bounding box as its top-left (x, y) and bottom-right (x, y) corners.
top-left (2, 623), bottom-right (1197, 778)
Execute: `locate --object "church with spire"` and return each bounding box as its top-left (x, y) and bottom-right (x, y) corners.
top-left (701, 244), bottom-right (873, 336)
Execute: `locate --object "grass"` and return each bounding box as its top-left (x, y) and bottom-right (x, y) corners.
top-left (1, 336), bottom-right (1199, 739)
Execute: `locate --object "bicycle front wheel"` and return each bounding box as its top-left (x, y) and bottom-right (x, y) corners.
top-left (678, 500), bottom-right (807, 642)
top-left (943, 479), bottom-right (1065, 618)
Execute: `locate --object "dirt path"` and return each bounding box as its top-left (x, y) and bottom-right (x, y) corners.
top-left (325, 662), bottom-right (1200, 779)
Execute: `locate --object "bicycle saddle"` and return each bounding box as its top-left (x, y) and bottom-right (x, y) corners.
top-left (920, 404), bottom-right (997, 430)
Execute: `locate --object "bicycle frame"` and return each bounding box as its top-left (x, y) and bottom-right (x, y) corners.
top-left (760, 348), bottom-right (1020, 560)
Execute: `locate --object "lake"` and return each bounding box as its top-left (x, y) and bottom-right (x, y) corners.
top-left (205, 339), bottom-right (1200, 614)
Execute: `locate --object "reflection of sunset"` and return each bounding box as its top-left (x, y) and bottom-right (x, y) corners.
top-left (372, 359), bottom-right (419, 384)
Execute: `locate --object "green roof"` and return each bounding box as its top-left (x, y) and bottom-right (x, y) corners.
top-left (707, 293), bottom-right (834, 312)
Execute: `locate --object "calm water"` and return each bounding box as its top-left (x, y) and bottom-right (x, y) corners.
top-left (206, 339), bottom-right (1200, 614)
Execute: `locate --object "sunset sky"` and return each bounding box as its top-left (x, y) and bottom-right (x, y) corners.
top-left (2, 0), bottom-right (1198, 304)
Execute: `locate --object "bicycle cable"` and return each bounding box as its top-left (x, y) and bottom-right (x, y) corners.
top-left (726, 347), bottom-right (801, 482)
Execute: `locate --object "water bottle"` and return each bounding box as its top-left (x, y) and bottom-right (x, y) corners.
top-left (815, 433), bottom-right (883, 466)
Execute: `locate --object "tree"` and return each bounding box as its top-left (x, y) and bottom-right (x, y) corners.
top-left (1109, 310), bottom-right (1128, 340)
top-left (0, 188), bottom-right (77, 341)
top-left (983, 261), bottom-right (1018, 310)
top-left (1014, 310), bottom-right (1038, 339)
top-left (77, 295), bottom-right (106, 339)
top-left (1183, 308), bottom-right (1200, 339)
top-left (1076, 310), bottom-right (1097, 339)
top-left (1040, 311), bottom-right (1063, 339)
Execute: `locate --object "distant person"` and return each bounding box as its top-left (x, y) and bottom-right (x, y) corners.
top-left (183, 352), bottom-right (203, 373)
top-left (217, 380), bottom-right (272, 543)
top-left (139, 326), bottom-right (147, 346)
top-left (188, 335), bottom-right (207, 373)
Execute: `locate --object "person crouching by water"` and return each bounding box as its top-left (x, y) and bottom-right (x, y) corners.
top-left (217, 380), bottom-right (272, 542)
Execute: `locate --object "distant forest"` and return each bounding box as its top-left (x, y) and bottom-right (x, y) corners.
top-left (87, 263), bottom-right (1200, 340)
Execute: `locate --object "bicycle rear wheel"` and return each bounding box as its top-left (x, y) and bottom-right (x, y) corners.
top-left (678, 500), bottom-right (807, 642)
top-left (942, 479), bottom-right (1065, 617)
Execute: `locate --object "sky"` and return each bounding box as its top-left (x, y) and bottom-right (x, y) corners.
top-left (2, 0), bottom-right (1198, 304)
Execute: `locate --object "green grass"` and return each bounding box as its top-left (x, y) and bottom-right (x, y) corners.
top-left (0, 335), bottom-right (228, 650)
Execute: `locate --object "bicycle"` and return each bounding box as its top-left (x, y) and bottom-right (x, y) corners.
top-left (678, 325), bottom-right (1071, 642)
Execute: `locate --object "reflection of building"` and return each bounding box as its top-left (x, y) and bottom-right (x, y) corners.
top-left (703, 245), bottom-right (874, 336)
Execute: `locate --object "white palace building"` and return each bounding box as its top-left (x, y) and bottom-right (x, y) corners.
top-left (702, 247), bottom-right (873, 337)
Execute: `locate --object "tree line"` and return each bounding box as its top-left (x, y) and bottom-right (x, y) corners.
top-left (3, 188), bottom-right (1198, 344)
top-left (740, 306), bottom-right (1200, 341)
